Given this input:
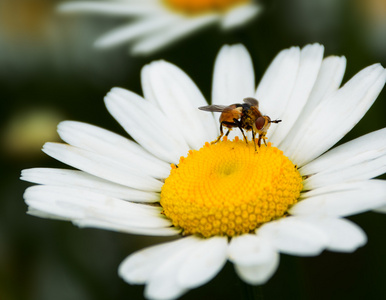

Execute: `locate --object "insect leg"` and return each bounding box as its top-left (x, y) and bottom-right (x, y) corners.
top-left (263, 136), bottom-right (268, 146)
top-left (233, 118), bottom-right (248, 144)
top-left (212, 122), bottom-right (225, 144)
top-left (251, 128), bottom-right (257, 151)
top-left (257, 133), bottom-right (267, 147)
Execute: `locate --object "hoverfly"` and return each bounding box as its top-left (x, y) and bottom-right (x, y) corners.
top-left (199, 97), bottom-right (281, 150)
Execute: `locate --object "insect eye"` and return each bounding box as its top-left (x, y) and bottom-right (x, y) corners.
top-left (255, 117), bottom-right (266, 130)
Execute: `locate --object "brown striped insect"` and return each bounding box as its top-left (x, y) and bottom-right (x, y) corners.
top-left (199, 97), bottom-right (281, 150)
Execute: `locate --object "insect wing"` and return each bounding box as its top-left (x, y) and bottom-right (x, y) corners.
top-left (198, 105), bottom-right (229, 112)
top-left (243, 97), bottom-right (259, 107)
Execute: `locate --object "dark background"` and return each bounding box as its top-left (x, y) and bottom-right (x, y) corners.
top-left (1, 0), bottom-right (386, 299)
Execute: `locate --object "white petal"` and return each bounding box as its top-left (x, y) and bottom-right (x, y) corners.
top-left (21, 168), bottom-right (159, 202)
top-left (25, 185), bottom-right (164, 218)
top-left (212, 44), bottom-right (255, 106)
top-left (24, 185), bottom-right (175, 235)
top-left (42, 142), bottom-right (163, 191)
top-left (221, 3), bottom-right (261, 29)
top-left (119, 238), bottom-right (193, 285)
top-left (127, 236), bottom-right (226, 299)
top-left (291, 180), bottom-right (386, 217)
top-left (234, 252), bottom-right (279, 285)
top-left (295, 55), bottom-right (347, 118)
top-left (283, 64), bottom-right (386, 166)
top-left (141, 60), bottom-right (218, 148)
top-left (303, 217), bottom-right (367, 252)
top-left (104, 88), bottom-right (190, 163)
top-left (177, 236), bottom-right (227, 289)
top-left (27, 208), bottom-right (69, 221)
top-left (229, 234), bottom-right (280, 285)
top-left (131, 14), bottom-right (219, 55)
top-left (255, 46), bottom-right (300, 140)
top-left (57, 121), bottom-right (171, 179)
top-left (257, 217), bottom-right (330, 256)
top-left (28, 204), bottom-right (177, 236)
top-left (146, 276), bottom-right (186, 300)
top-left (301, 128), bottom-right (386, 190)
top-left (373, 204), bottom-right (386, 213)
top-left (210, 44), bottom-right (255, 141)
top-left (228, 234), bottom-right (276, 266)
top-left (145, 237), bottom-right (203, 300)
top-left (58, 1), bottom-right (160, 16)
top-left (268, 44), bottom-right (324, 146)
top-left (94, 16), bottom-right (179, 48)
top-left (74, 219), bottom-right (178, 236)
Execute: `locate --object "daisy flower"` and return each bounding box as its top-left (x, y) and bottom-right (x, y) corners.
top-left (57, 0), bottom-right (261, 55)
top-left (22, 43), bottom-right (386, 300)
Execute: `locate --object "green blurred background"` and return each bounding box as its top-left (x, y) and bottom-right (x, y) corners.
top-left (1, 0), bottom-right (386, 299)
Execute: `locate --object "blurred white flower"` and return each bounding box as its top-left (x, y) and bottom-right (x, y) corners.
top-left (58, 0), bottom-right (261, 55)
top-left (22, 44), bottom-right (386, 299)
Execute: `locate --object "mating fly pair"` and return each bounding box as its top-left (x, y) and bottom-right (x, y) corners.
top-left (199, 97), bottom-right (281, 151)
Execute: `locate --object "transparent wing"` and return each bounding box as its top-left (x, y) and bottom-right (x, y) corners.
top-left (198, 105), bottom-right (229, 112)
top-left (243, 97), bottom-right (259, 107)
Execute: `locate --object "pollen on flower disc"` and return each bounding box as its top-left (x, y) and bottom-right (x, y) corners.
top-left (163, 0), bottom-right (250, 15)
top-left (160, 137), bottom-right (303, 238)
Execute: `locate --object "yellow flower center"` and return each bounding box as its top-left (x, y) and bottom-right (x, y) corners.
top-left (160, 137), bottom-right (303, 238)
top-left (162, 0), bottom-right (250, 15)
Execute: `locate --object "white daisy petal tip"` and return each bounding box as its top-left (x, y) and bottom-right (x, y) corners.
top-left (301, 127), bottom-right (386, 189)
top-left (234, 252), bottom-right (280, 285)
top-left (292, 181), bottom-right (386, 218)
top-left (227, 234), bottom-right (276, 266)
top-left (215, 43), bottom-right (251, 64)
top-left (227, 235), bottom-right (280, 285)
top-left (139, 57), bottom-right (219, 149)
top-left (326, 220), bottom-right (367, 253)
top-left (177, 236), bottom-right (228, 289)
top-left (290, 217), bottom-right (368, 253)
top-left (144, 283), bottom-right (187, 300)
top-left (57, 2), bottom-right (108, 14)
top-left (58, 2), bottom-right (161, 16)
top-left (104, 86), bottom-right (191, 163)
top-left (373, 204), bottom-right (386, 214)
top-left (143, 237), bottom-right (203, 300)
top-left (57, 2), bottom-right (79, 13)
top-left (221, 3), bottom-right (262, 29)
top-left (212, 43), bottom-right (255, 106)
top-left (275, 51), bottom-right (385, 166)
top-left (93, 37), bottom-right (117, 49)
top-left (257, 218), bottom-right (330, 257)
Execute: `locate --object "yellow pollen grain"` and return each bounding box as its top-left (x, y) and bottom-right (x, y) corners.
top-left (160, 137), bottom-right (303, 238)
top-left (162, 0), bottom-right (250, 15)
